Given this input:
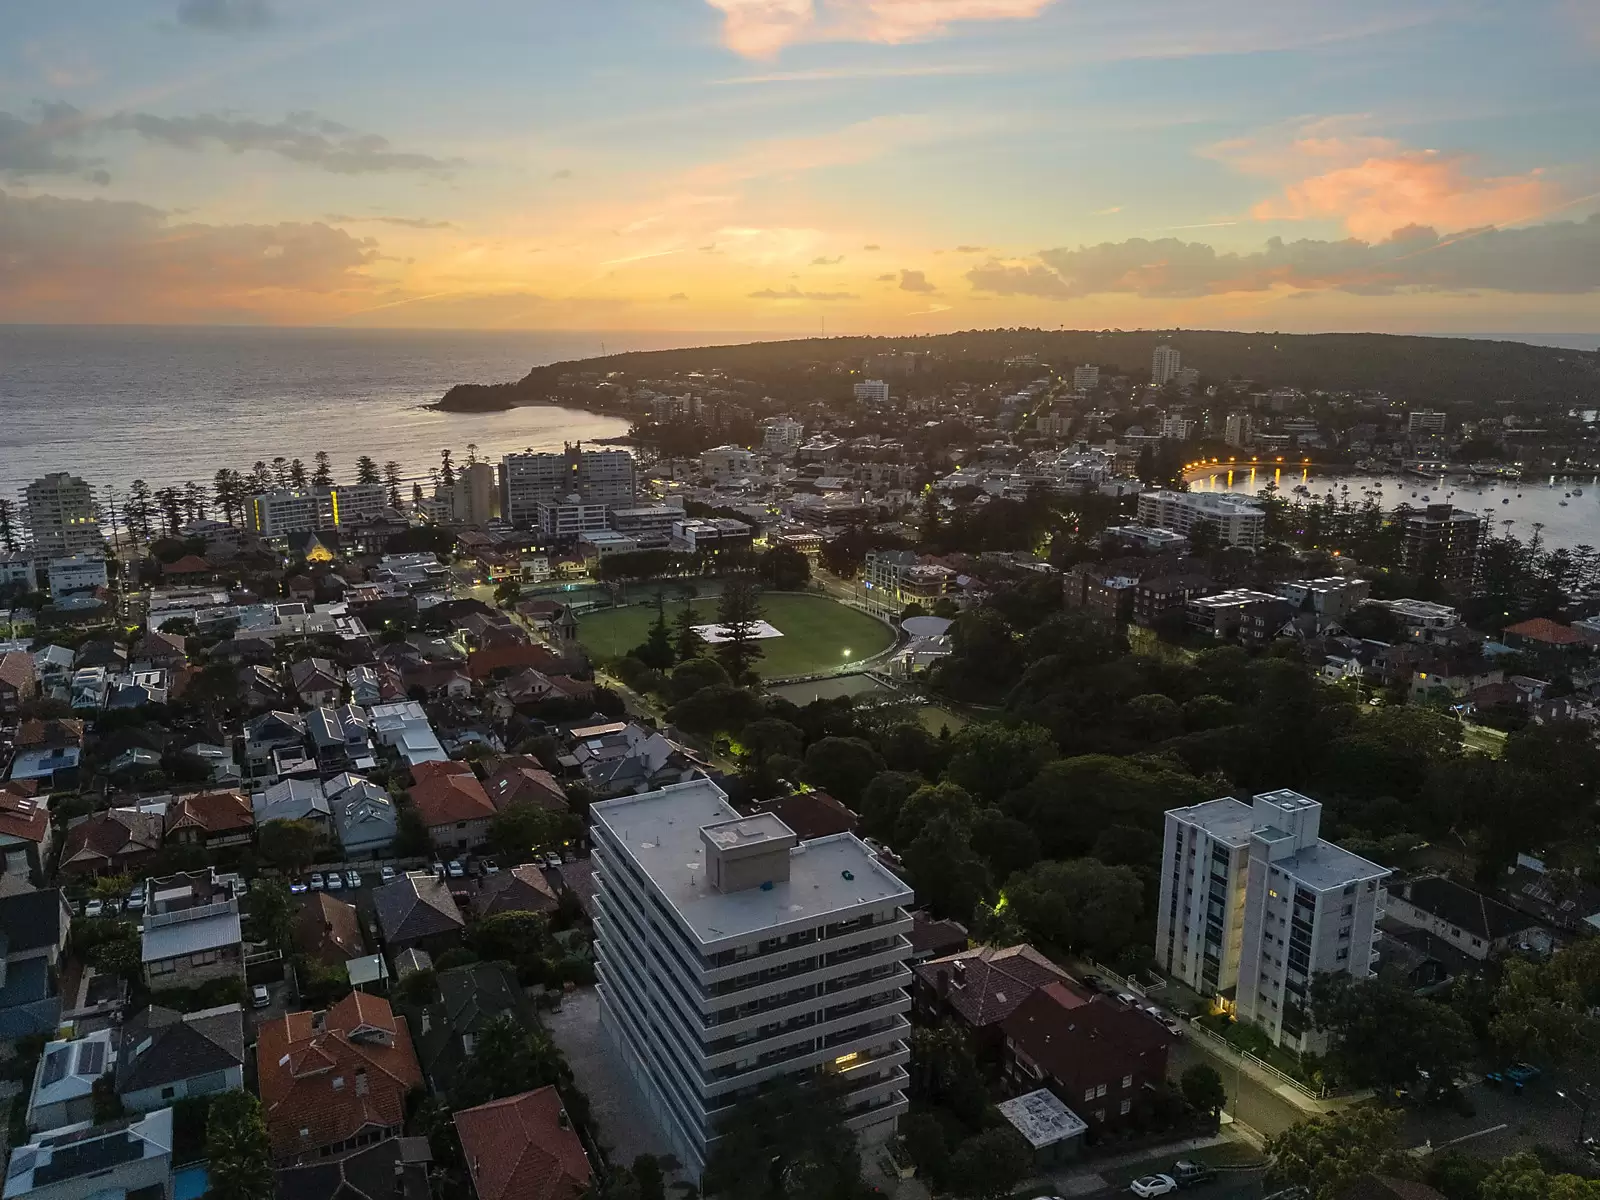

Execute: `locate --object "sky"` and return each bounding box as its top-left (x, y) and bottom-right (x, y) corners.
top-left (3, 0), bottom-right (1599, 335)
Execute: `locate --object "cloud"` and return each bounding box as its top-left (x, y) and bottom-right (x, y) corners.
top-left (811, 254), bottom-right (844, 264)
top-left (0, 103), bottom-right (101, 179)
top-left (106, 110), bottom-right (459, 174)
top-left (953, 244), bottom-right (987, 253)
top-left (326, 214), bottom-right (455, 229)
top-left (965, 214), bottom-right (1600, 298)
top-left (706, 0), bottom-right (1059, 58)
top-left (667, 292), bottom-right (689, 301)
top-left (176, 0), bottom-right (274, 33)
top-left (863, 243), bottom-right (881, 250)
top-left (550, 168), bottom-right (573, 180)
top-left (1092, 205), bottom-right (1122, 215)
top-left (716, 61), bottom-right (996, 84)
top-left (748, 284), bottom-right (859, 300)
top-left (0, 189), bottom-right (376, 322)
top-left (899, 268), bottom-right (936, 292)
top-left (1205, 120), bottom-right (1557, 240)
top-left (876, 272), bottom-right (897, 281)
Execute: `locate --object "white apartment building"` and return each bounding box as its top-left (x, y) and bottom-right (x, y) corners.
top-left (1160, 416), bottom-right (1196, 441)
top-left (1156, 790), bottom-right (1389, 1051)
top-left (22, 474), bottom-right (103, 559)
top-left (500, 447), bottom-right (636, 526)
top-left (763, 418), bottom-right (804, 454)
top-left (853, 379), bottom-right (890, 407)
top-left (448, 461), bottom-right (499, 525)
top-left (1071, 364), bottom-right (1100, 392)
top-left (0, 553), bottom-right (37, 589)
top-left (1151, 345), bottom-right (1181, 387)
top-left (1223, 412), bottom-right (1253, 448)
top-left (1407, 410), bottom-right (1447, 434)
top-left (45, 555), bottom-right (107, 597)
top-left (247, 484), bottom-right (387, 537)
top-left (700, 446), bottom-right (756, 483)
top-left (1136, 490), bottom-right (1265, 550)
top-left (537, 500), bottom-right (612, 540)
top-left (591, 780), bottom-right (914, 1179)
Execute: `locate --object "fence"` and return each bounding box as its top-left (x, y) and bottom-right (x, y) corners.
top-left (1086, 960), bottom-right (1168, 999)
top-left (1185, 1020), bottom-right (1329, 1101)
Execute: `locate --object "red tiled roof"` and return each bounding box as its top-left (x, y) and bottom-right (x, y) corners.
top-left (454, 1086), bottom-right (591, 1200)
top-left (165, 791), bottom-right (254, 838)
top-left (256, 992), bottom-right (422, 1161)
top-left (0, 652), bottom-right (35, 693)
top-left (1001, 982), bottom-right (1169, 1090)
top-left (476, 864), bottom-right (559, 917)
top-left (0, 791), bottom-right (48, 845)
top-left (162, 555), bottom-right (212, 575)
top-left (744, 791), bottom-right (858, 840)
top-left (1504, 617), bottom-right (1585, 646)
top-left (296, 893), bottom-right (364, 966)
top-left (467, 643), bottom-right (564, 681)
top-left (14, 718), bottom-right (83, 750)
top-left (410, 764), bottom-right (495, 828)
top-left (59, 810), bottom-right (163, 872)
top-left (482, 757), bottom-right (568, 813)
top-left (913, 944), bottom-right (1070, 1028)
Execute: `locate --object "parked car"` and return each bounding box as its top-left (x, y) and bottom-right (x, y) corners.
top-left (84, 899), bottom-right (104, 919)
top-left (1116, 992), bottom-right (1139, 1007)
top-left (1130, 1176), bottom-right (1178, 1198)
top-left (124, 889), bottom-right (146, 913)
top-left (325, 873), bottom-right (343, 891)
top-left (309, 873), bottom-right (325, 890)
top-left (480, 859), bottom-right (500, 876)
top-left (1172, 1162), bottom-right (1213, 1189)
top-left (380, 865), bottom-right (397, 883)
top-left (1161, 1017), bottom-right (1186, 1038)
top-left (431, 861), bottom-right (446, 879)
top-left (251, 984), bottom-right (271, 1009)
top-left (446, 860), bottom-right (466, 879)
top-left (345, 870), bottom-right (362, 889)
top-left (289, 879), bottom-right (309, 894)
top-left (544, 852), bottom-right (563, 869)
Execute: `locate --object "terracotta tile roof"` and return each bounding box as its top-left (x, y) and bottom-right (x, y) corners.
top-left (256, 992), bottom-right (422, 1161)
top-left (913, 943), bottom-right (1069, 1028)
top-left (0, 790), bottom-right (49, 845)
top-left (0, 652), bottom-right (36, 693)
top-left (165, 791), bottom-right (254, 838)
top-left (16, 719), bottom-right (85, 750)
top-left (476, 864), bottom-right (559, 918)
top-left (162, 555), bottom-right (212, 575)
top-left (454, 1086), bottom-right (591, 1200)
top-left (482, 756), bottom-right (568, 813)
top-left (467, 643), bottom-right (564, 681)
top-left (59, 810), bottom-right (163, 872)
top-left (1503, 617), bottom-right (1585, 646)
top-left (296, 893), bottom-right (365, 966)
top-left (742, 791), bottom-right (858, 840)
top-left (1001, 981), bottom-right (1168, 1088)
top-left (410, 764), bottom-right (495, 828)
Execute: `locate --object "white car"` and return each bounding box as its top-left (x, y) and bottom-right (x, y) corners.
top-left (380, 865), bottom-right (397, 883)
top-left (544, 852), bottom-right (563, 869)
top-left (1116, 992), bottom-right (1139, 1007)
top-left (84, 899), bottom-right (104, 919)
top-left (446, 860), bottom-right (466, 879)
top-left (1129, 1175), bottom-right (1177, 1198)
top-left (324, 873), bottom-right (343, 891)
top-left (251, 984), bottom-right (271, 1009)
top-left (124, 888), bottom-right (146, 913)
top-left (345, 870), bottom-right (362, 889)
top-left (309, 873), bottom-right (325, 890)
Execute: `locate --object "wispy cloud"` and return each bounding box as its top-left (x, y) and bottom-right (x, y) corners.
top-left (716, 61), bottom-right (996, 84)
top-left (899, 268), bottom-right (937, 292)
top-left (106, 110), bottom-right (461, 174)
top-left (748, 284), bottom-right (859, 300)
top-left (1165, 220), bottom-right (1238, 229)
top-left (327, 214), bottom-right (455, 229)
top-left (175, 0), bottom-right (275, 34)
top-left (812, 254), bottom-right (844, 264)
top-left (603, 247), bottom-right (688, 266)
top-left (953, 244), bottom-right (987, 253)
top-left (705, 0), bottom-right (1059, 59)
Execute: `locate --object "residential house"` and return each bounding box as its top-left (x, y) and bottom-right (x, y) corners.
top-left (562, 721), bottom-right (701, 798)
top-left (26, 1028), bottom-right (117, 1132)
top-left (908, 913), bottom-right (969, 965)
top-left (400, 662), bottom-right (473, 701)
top-left (327, 776), bottom-right (398, 859)
top-left (0, 651), bottom-right (38, 715)
top-left (244, 710), bottom-right (308, 780)
top-left (274, 1136), bottom-right (434, 1200)
top-left (405, 962), bottom-right (532, 1096)
top-left (141, 870), bottom-right (245, 990)
top-left (1412, 655), bottom-right (1503, 701)
top-left (1502, 860), bottom-right (1600, 935)
top-left (2, 1108), bottom-right (174, 1200)
top-left (180, 742), bottom-right (242, 787)
top-left (409, 761), bottom-right (495, 854)
top-left (291, 657), bottom-right (345, 708)
top-left (115, 1003), bottom-right (246, 1114)
top-left (307, 705), bottom-right (373, 776)
top-left (373, 871), bottom-right (466, 957)
top-left (368, 701), bottom-right (449, 769)
top-left (346, 665), bottom-right (401, 707)
top-left (453, 1086), bottom-right (592, 1200)
top-left (482, 756), bottom-right (568, 813)
top-left (1001, 982), bottom-right (1171, 1131)
top-left (472, 864), bottom-right (558, 919)
top-left (911, 944), bottom-right (1070, 1056)
top-left (58, 809), bottom-right (163, 877)
top-left (163, 791), bottom-right (254, 851)
top-left (0, 890), bottom-right (72, 1042)
top-left (256, 991), bottom-right (423, 1165)
top-left (254, 777), bottom-right (333, 830)
top-left (131, 631), bottom-right (188, 670)
top-left (0, 788), bottom-right (52, 883)
top-left (1502, 617), bottom-right (1588, 654)
top-left (466, 642), bottom-right (566, 683)
top-left (1384, 876), bottom-right (1550, 961)
top-left (296, 894), bottom-right (365, 967)
top-left (239, 665), bottom-right (290, 712)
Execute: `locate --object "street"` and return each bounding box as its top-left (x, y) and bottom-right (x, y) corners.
top-left (1169, 1040), bottom-right (1314, 1140)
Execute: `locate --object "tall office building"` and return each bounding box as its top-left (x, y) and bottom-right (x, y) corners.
top-left (1399, 504), bottom-right (1481, 584)
top-left (499, 446), bottom-right (636, 528)
top-left (1151, 344), bottom-right (1181, 387)
top-left (853, 379), bottom-right (890, 407)
top-left (1136, 490), bottom-right (1265, 550)
top-left (1155, 790), bottom-right (1388, 1051)
top-left (1072, 364), bottom-right (1100, 392)
top-left (246, 484), bottom-right (388, 537)
top-left (591, 779), bottom-right (914, 1178)
top-left (22, 473), bottom-right (103, 559)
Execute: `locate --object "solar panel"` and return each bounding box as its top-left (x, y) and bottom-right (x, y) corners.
top-left (33, 1132), bottom-right (142, 1186)
top-left (77, 1040), bottom-right (106, 1077)
top-left (40, 1048), bottom-right (70, 1087)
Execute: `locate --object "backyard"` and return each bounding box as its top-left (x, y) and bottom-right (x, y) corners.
top-left (578, 592), bottom-right (896, 680)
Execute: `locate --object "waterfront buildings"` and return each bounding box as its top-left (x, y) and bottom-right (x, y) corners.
top-left (22, 473), bottom-right (102, 559)
top-left (499, 447), bottom-right (636, 526)
top-left (1155, 790), bottom-right (1389, 1050)
top-left (1151, 345), bottom-right (1181, 387)
top-left (1407, 410), bottom-right (1447, 434)
top-left (247, 484), bottom-right (387, 537)
top-left (1159, 416), bottom-right (1196, 441)
top-left (1223, 411), bottom-right (1253, 448)
top-left (1399, 504), bottom-right (1481, 585)
top-left (1136, 490), bottom-right (1265, 550)
top-left (591, 778), bottom-right (914, 1178)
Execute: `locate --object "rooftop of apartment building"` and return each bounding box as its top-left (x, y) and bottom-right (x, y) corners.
top-left (590, 778), bottom-right (911, 949)
top-left (1141, 489), bottom-right (1264, 515)
top-left (1169, 791), bottom-right (1390, 891)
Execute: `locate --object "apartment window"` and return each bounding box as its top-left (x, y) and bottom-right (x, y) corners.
top-left (1095, 1083), bottom-right (1107, 1098)
top-left (1342, 904), bottom-right (1354, 917)
top-left (1083, 1087), bottom-right (1095, 1102)
top-left (1121, 1074), bottom-right (1132, 1089)
top-left (1120, 1099), bottom-right (1132, 1116)
top-left (1338, 926), bottom-right (1352, 938)
top-left (1336, 948), bottom-right (1349, 961)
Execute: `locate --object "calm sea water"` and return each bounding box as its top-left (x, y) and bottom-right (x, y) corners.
top-left (1190, 465), bottom-right (1600, 552)
top-left (0, 326), bottom-right (780, 500)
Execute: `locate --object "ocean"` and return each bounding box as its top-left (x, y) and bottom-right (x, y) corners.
top-left (0, 325), bottom-right (778, 501)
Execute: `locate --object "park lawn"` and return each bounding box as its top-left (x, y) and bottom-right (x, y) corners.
top-left (578, 592), bottom-right (895, 680)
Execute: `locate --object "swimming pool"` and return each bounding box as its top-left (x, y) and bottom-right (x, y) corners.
top-left (173, 1164), bottom-right (209, 1200)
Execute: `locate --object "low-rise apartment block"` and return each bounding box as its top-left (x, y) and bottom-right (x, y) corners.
top-left (140, 870), bottom-right (245, 990)
top-left (248, 484), bottom-right (388, 537)
top-left (1136, 490), bottom-right (1265, 550)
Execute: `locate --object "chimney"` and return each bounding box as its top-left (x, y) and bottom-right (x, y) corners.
top-left (558, 1108), bottom-right (570, 1130)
